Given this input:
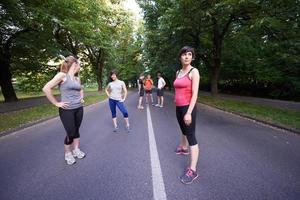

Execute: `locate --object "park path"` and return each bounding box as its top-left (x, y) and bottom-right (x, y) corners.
top-left (1, 90), bottom-right (299, 114)
top-left (0, 92), bottom-right (299, 200)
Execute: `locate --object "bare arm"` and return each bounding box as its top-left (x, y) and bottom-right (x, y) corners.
top-left (138, 80), bottom-right (141, 92)
top-left (187, 69), bottom-right (200, 114)
top-left (184, 69), bottom-right (200, 125)
top-left (105, 84), bottom-right (110, 97)
top-left (42, 72), bottom-right (68, 108)
top-left (80, 87), bottom-right (84, 103)
top-left (80, 89), bottom-right (84, 99)
top-left (76, 77), bottom-right (84, 102)
top-left (122, 82), bottom-right (128, 100)
top-left (163, 78), bottom-right (166, 88)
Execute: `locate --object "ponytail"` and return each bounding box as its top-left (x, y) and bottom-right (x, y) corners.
top-left (60, 56), bottom-right (77, 73)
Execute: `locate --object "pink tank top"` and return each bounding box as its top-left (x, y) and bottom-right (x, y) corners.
top-left (173, 68), bottom-right (193, 106)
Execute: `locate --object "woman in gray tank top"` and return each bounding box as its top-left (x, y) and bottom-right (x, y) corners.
top-left (43, 56), bottom-right (86, 165)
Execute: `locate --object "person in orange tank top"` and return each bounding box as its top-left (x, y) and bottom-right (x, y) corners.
top-left (173, 46), bottom-right (200, 184)
top-left (144, 74), bottom-right (154, 105)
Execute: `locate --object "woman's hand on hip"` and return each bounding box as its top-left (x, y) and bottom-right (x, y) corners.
top-left (55, 102), bottom-right (69, 109)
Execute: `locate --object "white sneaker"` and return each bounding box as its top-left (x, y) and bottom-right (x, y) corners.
top-left (65, 152), bottom-right (76, 165)
top-left (155, 104), bottom-right (160, 107)
top-left (159, 105), bottom-right (164, 108)
top-left (72, 148), bottom-right (86, 159)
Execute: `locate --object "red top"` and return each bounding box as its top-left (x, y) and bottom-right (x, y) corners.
top-left (173, 70), bottom-right (193, 106)
top-left (144, 79), bottom-right (153, 90)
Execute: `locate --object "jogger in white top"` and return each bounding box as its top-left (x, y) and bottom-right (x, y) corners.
top-left (155, 72), bottom-right (166, 108)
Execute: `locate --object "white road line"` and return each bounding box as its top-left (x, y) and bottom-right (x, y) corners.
top-left (146, 104), bottom-right (167, 200)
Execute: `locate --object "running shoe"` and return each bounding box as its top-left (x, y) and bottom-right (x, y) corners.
top-left (65, 152), bottom-right (76, 165)
top-left (175, 146), bottom-right (189, 155)
top-left (155, 104), bottom-right (160, 107)
top-left (126, 126), bottom-right (131, 133)
top-left (137, 106), bottom-right (144, 109)
top-left (159, 105), bottom-right (164, 108)
top-left (175, 146), bottom-right (183, 154)
top-left (72, 148), bottom-right (86, 159)
top-left (180, 168), bottom-right (198, 184)
top-left (113, 126), bottom-right (119, 132)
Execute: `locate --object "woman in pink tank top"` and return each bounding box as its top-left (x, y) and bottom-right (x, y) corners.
top-left (173, 46), bottom-right (200, 184)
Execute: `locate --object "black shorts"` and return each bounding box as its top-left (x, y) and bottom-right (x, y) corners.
top-left (145, 89), bottom-right (152, 94)
top-left (176, 105), bottom-right (197, 146)
top-left (139, 90), bottom-right (144, 97)
top-left (157, 89), bottom-right (164, 96)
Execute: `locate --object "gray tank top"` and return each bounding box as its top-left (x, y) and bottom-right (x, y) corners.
top-left (59, 74), bottom-right (82, 109)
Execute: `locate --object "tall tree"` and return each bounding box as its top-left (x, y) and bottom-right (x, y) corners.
top-left (138, 0), bottom-right (260, 96)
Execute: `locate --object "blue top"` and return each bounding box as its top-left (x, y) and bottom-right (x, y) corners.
top-left (59, 74), bottom-right (82, 109)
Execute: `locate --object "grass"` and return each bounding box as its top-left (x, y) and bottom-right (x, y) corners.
top-left (199, 95), bottom-right (300, 131)
top-left (0, 93), bottom-right (107, 134)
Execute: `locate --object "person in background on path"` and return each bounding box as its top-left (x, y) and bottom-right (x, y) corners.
top-left (43, 56), bottom-right (86, 165)
top-left (155, 72), bottom-right (166, 108)
top-left (137, 73), bottom-right (145, 109)
top-left (144, 74), bottom-right (154, 105)
top-left (173, 46), bottom-right (200, 184)
top-left (105, 69), bottom-right (130, 133)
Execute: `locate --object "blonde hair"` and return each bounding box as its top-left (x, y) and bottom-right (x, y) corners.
top-left (60, 56), bottom-right (77, 73)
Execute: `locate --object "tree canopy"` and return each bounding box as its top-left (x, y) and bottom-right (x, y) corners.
top-left (137, 0), bottom-right (300, 100)
top-left (1, 0), bottom-right (299, 102)
top-left (0, 0), bottom-right (143, 102)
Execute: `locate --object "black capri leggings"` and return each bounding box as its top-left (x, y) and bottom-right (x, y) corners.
top-left (59, 107), bottom-right (83, 145)
top-left (176, 105), bottom-right (197, 146)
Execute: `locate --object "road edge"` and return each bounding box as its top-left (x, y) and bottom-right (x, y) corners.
top-left (0, 100), bottom-right (107, 138)
top-left (199, 102), bottom-right (300, 135)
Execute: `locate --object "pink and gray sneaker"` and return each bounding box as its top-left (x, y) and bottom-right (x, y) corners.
top-left (175, 146), bottom-right (189, 155)
top-left (180, 168), bottom-right (198, 184)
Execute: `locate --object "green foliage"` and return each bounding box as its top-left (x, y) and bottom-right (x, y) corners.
top-left (220, 0), bottom-right (300, 99)
top-left (138, 0), bottom-right (300, 100)
top-left (1, 0), bottom-right (144, 97)
top-left (15, 71), bottom-right (56, 92)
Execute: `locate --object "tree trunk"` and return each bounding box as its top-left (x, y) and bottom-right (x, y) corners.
top-left (96, 49), bottom-right (105, 91)
top-left (0, 30), bottom-right (32, 102)
top-left (87, 48), bottom-right (104, 91)
top-left (0, 56), bottom-right (18, 102)
top-left (97, 55), bottom-right (105, 91)
top-left (210, 18), bottom-right (222, 97)
top-left (97, 75), bottom-right (102, 91)
top-left (209, 67), bottom-right (220, 97)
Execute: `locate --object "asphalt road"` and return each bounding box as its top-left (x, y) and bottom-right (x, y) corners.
top-left (0, 92), bottom-right (299, 200)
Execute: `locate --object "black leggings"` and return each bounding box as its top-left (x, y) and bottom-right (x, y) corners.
top-left (176, 105), bottom-right (197, 146)
top-left (59, 107), bottom-right (83, 145)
